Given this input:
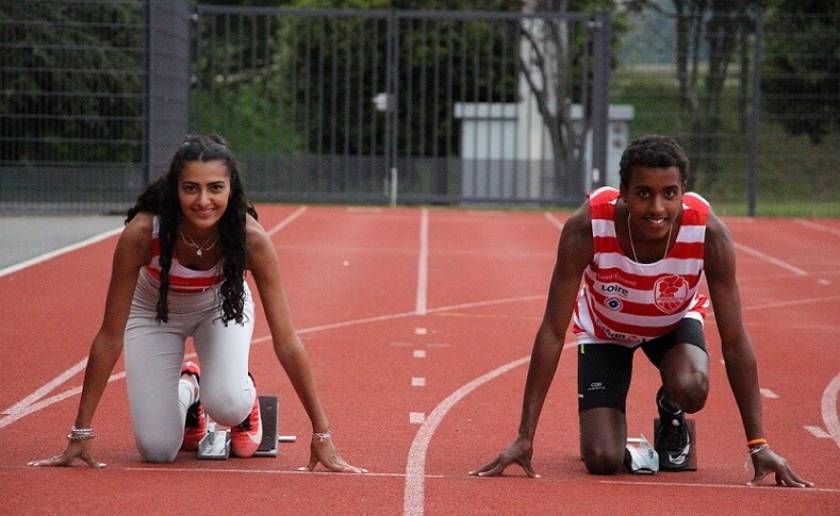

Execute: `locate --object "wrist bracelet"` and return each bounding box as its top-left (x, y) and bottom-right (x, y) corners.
top-left (747, 437), bottom-right (767, 447)
top-left (312, 430), bottom-right (332, 442)
top-left (68, 426), bottom-right (95, 441)
top-left (748, 444), bottom-right (769, 455)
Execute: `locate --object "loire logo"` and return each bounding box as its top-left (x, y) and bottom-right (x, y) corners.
top-left (653, 274), bottom-right (689, 314)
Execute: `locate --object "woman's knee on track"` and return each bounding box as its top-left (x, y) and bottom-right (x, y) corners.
top-left (135, 432), bottom-right (181, 463)
top-left (202, 391), bottom-right (252, 426)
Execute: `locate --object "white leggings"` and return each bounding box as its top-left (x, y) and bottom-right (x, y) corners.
top-left (124, 269), bottom-right (256, 462)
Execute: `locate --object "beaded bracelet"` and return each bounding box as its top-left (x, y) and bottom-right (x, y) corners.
top-left (312, 430), bottom-right (332, 442)
top-left (67, 426), bottom-right (95, 441)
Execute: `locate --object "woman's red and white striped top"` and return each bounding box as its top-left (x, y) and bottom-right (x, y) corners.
top-left (143, 216), bottom-right (224, 293)
top-left (572, 186), bottom-right (710, 346)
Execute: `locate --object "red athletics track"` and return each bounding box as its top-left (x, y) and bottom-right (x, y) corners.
top-left (1, 206), bottom-right (838, 515)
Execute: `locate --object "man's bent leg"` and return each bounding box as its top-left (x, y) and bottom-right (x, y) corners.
top-left (580, 407), bottom-right (626, 475)
top-left (577, 343), bottom-right (634, 475)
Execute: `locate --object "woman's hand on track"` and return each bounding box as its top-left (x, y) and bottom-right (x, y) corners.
top-left (296, 435), bottom-right (367, 473)
top-left (27, 439), bottom-right (106, 468)
top-left (747, 447), bottom-right (812, 488)
top-left (469, 436), bottom-right (540, 478)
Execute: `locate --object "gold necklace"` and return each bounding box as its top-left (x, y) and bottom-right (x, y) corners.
top-left (179, 228), bottom-right (219, 257)
top-left (626, 211), bottom-right (673, 263)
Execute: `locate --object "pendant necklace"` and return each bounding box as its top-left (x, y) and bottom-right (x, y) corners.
top-left (627, 211), bottom-right (673, 263)
top-left (179, 228), bottom-right (219, 257)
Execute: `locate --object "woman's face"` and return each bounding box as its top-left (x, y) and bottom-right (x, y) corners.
top-left (177, 159), bottom-right (231, 234)
top-left (620, 165), bottom-right (684, 242)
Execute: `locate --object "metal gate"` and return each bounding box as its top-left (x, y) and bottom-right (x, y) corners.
top-left (192, 6), bottom-right (610, 205)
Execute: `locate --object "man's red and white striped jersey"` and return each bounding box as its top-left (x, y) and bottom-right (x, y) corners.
top-left (143, 216), bottom-right (224, 293)
top-left (572, 187), bottom-right (710, 346)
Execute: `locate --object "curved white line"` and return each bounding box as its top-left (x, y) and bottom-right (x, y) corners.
top-left (822, 373), bottom-right (840, 450)
top-left (0, 296), bottom-right (545, 429)
top-left (403, 355), bottom-right (531, 516)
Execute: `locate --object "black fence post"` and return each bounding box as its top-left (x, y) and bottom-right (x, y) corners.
top-left (748, 7), bottom-right (764, 217)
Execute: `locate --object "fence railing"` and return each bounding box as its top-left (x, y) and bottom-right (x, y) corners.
top-left (2, 3), bottom-right (838, 213)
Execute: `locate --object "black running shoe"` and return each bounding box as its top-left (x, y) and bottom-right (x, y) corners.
top-left (654, 387), bottom-right (691, 470)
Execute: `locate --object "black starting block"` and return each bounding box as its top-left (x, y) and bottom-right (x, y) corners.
top-left (654, 417), bottom-right (697, 471)
top-left (197, 395), bottom-right (296, 460)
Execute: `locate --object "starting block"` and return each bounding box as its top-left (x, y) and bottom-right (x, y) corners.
top-left (197, 395), bottom-right (296, 460)
top-left (653, 417), bottom-right (697, 471)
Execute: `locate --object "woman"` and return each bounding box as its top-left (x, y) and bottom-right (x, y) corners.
top-left (470, 135), bottom-right (809, 487)
top-left (28, 134), bottom-right (365, 472)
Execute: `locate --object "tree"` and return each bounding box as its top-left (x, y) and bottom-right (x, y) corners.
top-left (0, 2), bottom-right (145, 164)
top-left (627, 0), bottom-right (760, 190)
top-left (762, 0), bottom-right (840, 144)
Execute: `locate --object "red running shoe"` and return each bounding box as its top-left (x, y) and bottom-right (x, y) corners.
top-left (230, 374), bottom-right (262, 458)
top-left (180, 361), bottom-right (206, 451)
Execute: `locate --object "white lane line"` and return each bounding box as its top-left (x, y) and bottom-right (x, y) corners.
top-left (0, 226), bottom-right (123, 278)
top-left (416, 208), bottom-right (429, 316)
top-left (804, 425), bottom-right (831, 439)
top-left (415, 327), bottom-right (427, 335)
top-left (822, 372), bottom-right (840, 450)
top-left (0, 372), bottom-right (124, 430)
top-left (411, 377), bottom-right (426, 387)
top-left (124, 466), bottom-right (444, 479)
top-left (1, 295), bottom-right (545, 430)
top-left (543, 212), bottom-right (564, 230)
top-left (266, 205), bottom-right (308, 237)
top-left (759, 388), bottom-right (779, 399)
top-left (403, 354), bottom-right (533, 516)
top-left (818, 279), bottom-right (831, 285)
top-left (741, 294), bottom-right (840, 312)
top-left (794, 218), bottom-right (840, 238)
top-left (733, 242), bottom-right (808, 276)
top-left (599, 479), bottom-right (840, 494)
top-left (409, 412), bottom-right (425, 424)
top-left (413, 350), bottom-right (426, 359)
top-left (0, 358), bottom-right (87, 417)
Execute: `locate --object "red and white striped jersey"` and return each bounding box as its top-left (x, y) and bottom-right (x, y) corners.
top-left (143, 216), bottom-right (224, 293)
top-left (572, 186), bottom-right (710, 346)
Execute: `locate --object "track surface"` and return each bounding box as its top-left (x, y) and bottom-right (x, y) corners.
top-left (1, 206), bottom-right (838, 515)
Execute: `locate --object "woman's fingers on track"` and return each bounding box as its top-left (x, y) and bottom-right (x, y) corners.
top-left (296, 457), bottom-right (318, 472)
top-left (80, 452), bottom-right (106, 468)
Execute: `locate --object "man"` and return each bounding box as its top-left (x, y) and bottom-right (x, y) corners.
top-left (471, 135), bottom-right (811, 487)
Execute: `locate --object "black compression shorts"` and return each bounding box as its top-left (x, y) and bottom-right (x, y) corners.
top-left (576, 318), bottom-right (707, 413)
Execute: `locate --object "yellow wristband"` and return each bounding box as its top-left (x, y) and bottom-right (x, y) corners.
top-left (747, 438), bottom-right (767, 447)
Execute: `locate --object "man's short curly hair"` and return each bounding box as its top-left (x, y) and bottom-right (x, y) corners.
top-left (619, 135), bottom-right (689, 190)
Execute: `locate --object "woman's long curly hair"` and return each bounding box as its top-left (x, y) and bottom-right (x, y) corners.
top-left (126, 134), bottom-right (258, 325)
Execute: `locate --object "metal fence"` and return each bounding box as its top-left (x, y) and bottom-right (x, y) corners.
top-left (3, 3), bottom-right (838, 213)
top-left (0, 0), bottom-right (189, 213)
top-left (191, 6), bottom-right (610, 206)
top-left (614, 6), bottom-right (840, 213)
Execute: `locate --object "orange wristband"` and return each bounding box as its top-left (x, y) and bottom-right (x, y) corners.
top-left (747, 438), bottom-right (767, 447)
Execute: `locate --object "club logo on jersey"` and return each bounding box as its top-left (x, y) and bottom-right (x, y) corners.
top-left (653, 274), bottom-right (689, 314)
top-left (605, 296), bottom-right (623, 311)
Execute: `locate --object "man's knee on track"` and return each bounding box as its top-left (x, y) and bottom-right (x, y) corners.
top-left (581, 445), bottom-right (624, 475)
top-left (669, 370), bottom-right (708, 413)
